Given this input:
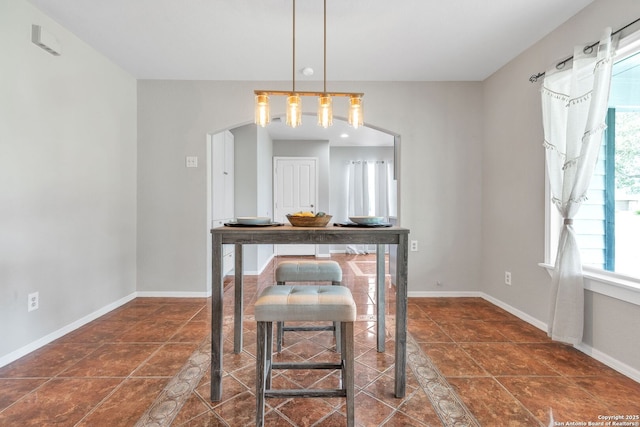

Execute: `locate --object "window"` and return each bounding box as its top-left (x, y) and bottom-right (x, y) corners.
top-left (547, 32), bottom-right (640, 282)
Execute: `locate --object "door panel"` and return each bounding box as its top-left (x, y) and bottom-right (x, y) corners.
top-left (274, 157), bottom-right (317, 256)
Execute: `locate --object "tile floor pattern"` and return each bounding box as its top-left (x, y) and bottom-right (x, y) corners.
top-left (1, 254), bottom-right (639, 426)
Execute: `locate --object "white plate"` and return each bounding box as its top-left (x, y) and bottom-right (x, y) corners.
top-left (236, 217), bottom-right (272, 225)
top-left (349, 216), bottom-right (384, 225)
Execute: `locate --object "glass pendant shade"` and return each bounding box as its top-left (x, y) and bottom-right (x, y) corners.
top-left (317, 95), bottom-right (333, 128)
top-left (348, 96), bottom-right (363, 128)
top-left (254, 94), bottom-right (270, 127)
top-left (286, 94), bottom-right (302, 128)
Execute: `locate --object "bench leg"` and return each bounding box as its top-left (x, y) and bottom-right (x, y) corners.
top-left (256, 321), bottom-right (267, 427)
top-left (332, 281), bottom-right (342, 353)
top-left (342, 321), bottom-right (355, 427)
top-left (266, 321), bottom-right (273, 389)
top-left (276, 281), bottom-right (284, 352)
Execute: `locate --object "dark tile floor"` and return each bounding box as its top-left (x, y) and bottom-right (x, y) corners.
top-left (0, 254), bottom-right (638, 426)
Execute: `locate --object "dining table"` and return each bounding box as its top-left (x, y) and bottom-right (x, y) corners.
top-left (210, 223), bottom-right (409, 401)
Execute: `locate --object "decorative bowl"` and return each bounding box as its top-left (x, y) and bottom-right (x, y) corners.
top-left (349, 216), bottom-right (384, 225)
top-left (286, 214), bottom-right (332, 227)
top-left (236, 217), bottom-right (272, 225)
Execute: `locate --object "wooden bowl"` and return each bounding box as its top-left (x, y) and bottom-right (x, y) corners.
top-left (286, 214), bottom-right (332, 227)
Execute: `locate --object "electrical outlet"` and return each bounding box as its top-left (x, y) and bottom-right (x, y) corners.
top-left (410, 240), bottom-right (418, 252)
top-left (505, 271), bottom-right (512, 286)
top-left (28, 292), bottom-right (39, 312)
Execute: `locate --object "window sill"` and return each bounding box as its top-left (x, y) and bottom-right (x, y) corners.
top-left (538, 263), bottom-right (640, 307)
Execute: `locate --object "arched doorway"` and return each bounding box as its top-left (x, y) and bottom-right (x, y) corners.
top-left (206, 115), bottom-right (401, 290)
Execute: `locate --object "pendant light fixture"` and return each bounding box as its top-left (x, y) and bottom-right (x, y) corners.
top-left (348, 95), bottom-right (363, 129)
top-left (254, 0), bottom-right (364, 129)
top-left (255, 94), bottom-right (270, 127)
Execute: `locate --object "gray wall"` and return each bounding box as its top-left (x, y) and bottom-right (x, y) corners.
top-left (481, 0), bottom-right (640, 375)
top-left (136, 79), bottom-right (484, 294)
top-left (1, 0), bottom-right (137, 361)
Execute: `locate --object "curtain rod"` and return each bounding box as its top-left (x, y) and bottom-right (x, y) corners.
top-left (529, 16), bottom-right (640, 83)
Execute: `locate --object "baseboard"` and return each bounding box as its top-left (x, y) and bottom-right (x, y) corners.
top-left (135, 291), bottom-right (210, 298)
top-left (408, 290), bottom-right (640, 383)
top-left (480, 293), bottom-right (548, 331)
top-left (576, 342), bottom-right (640, 383)
top-left (408, 291), bottom-right (482, 298)
top-left (0, 292), bottom-right (136, 368)
top-left (240, 254), bottom-right (275, 276)
top-left (259, 254), bottom-right (275, 274)
top-left (482, 295), bottom-right (640, 381)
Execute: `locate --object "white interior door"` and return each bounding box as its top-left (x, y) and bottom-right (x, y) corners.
top-left (274, 157), bottom-right (317, 256)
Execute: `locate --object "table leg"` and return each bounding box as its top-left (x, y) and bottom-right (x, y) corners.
top-left (211, 233), bottom-right (224, 401)
top-left (376, 244), bottom-right (385, 352)
top-left (394, 235), bottom-right (408, 398)
top-left (233, 244), bottom-right (243, 353)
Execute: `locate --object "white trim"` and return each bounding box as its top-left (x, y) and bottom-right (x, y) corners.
top-left (261, 253), bottom-right (275, 272)
top-left (481, 293), bottom-right (548, 331)
top-left (616, 25), bottom-right (640, 62)
top-left (0, 292), bottom-right (136, 368)
top-left (408, 290), bottom-right (640, 382)
top-left (408, 291), bottom-right (482, 298)
top-left (135, 291), bottom-right (210, 298)
top-left (539, 263), bottom-right (640, 307)
top-left (240, 253), bottom-right (275, 276)
top-left (576, 342), bottom-right (640, 383)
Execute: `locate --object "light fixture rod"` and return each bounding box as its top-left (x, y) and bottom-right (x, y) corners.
top-left (255, 90), bottom-right (363, 97)
top-left (323, 0), bottom-right (327, 94)
top-left (292, 0), bottom-right (296, 92)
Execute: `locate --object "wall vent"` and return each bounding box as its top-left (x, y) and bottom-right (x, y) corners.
top-left (31, 25), bottom-right (62, 56)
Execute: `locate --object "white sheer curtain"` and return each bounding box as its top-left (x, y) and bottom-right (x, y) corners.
top-left (346, 160), bottom-right (393, 253)
top-left (347, 160), bottom-right (392, 218)
top-left (542, 28), bottom-right (617, 344)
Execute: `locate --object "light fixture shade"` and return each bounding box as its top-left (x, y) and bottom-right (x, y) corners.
top-left (286, 94), bottom-right (302, 128)
top-left (317, 95), bottom-right (333, 128)
top-left (348, 96), bottom-right (363, 128)
top-left (255, 94), bottom-right (270, 127)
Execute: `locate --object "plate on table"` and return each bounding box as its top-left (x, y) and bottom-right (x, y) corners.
top-left (236, 217), bottom-right (272, 225)
top-left (349, 216), bottom-right (384, 225)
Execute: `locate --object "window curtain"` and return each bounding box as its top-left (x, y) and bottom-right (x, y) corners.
top-left (542, 28), bottom-right (617, 345)
top-left (346, 160), bottom-right (393, 253)
top-left (347, 160), bottom-right (392, 218)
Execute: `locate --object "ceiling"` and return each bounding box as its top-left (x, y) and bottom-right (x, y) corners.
top-left (266, 115), bottom-right (395, 147)
top-left (26, 0), bottom-right (595, 145)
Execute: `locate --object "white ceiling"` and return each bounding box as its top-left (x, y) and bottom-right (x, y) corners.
top-left (26, 0), bottom-right (595, 145)
top-left (266, 115), bottom-right (395, 147)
